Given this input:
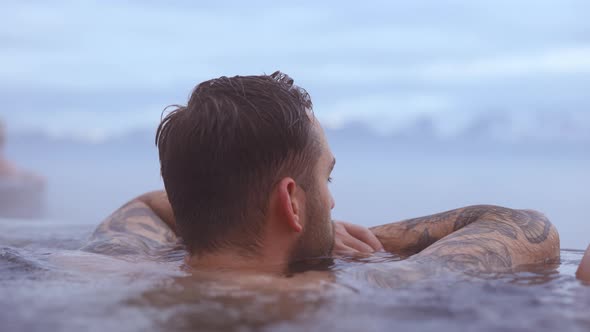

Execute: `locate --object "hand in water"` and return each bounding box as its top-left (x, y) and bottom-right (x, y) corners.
top-left (333, 221), bottom-right (384, 254)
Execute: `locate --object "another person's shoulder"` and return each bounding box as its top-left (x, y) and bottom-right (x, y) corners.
top-left (577, 245), bottom-right (590, 282)
top-left (0, 159), bottom-right (18, 176)
top-left (0, 159), bottom-right (45, 185)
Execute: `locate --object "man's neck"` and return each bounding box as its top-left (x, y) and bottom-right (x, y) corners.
top-left (185, 249), bottom-right (289, 275)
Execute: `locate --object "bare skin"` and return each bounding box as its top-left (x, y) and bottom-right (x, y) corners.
top-left (576, 245), bottom-right (590, 282)
top-left (82, 192), bottom-right (383, 259)
top-left (82, 118), bottom-right (559, 281)
top-left (74, 200), bottom-right (561, 330)
top-left (0, 123), bottom-right (45, 184)
top-left (0, 125), bottom-right (46, 219)
top-left (371, 206), bottom-right (560, 274)
top-left (0, 159), bottom-right (45, 185)
top-left (81, 198), bottom-right (179, 257)
top-left (83, 193), bottom-right (560, 279)
top-left (0, 159), bottom-right (18, 176)
top-left (134, 190), bottom-right (383, 255)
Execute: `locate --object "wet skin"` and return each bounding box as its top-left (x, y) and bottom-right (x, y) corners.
top-left (576, 245), bottom-right (590, 282)
top-left (83, 192), bottom-right (560, 282)
top-left (84, 116), bottom-right (559, 277)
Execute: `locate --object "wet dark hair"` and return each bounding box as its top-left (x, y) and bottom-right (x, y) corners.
top-left (156, 71), bottom-right (320, 255)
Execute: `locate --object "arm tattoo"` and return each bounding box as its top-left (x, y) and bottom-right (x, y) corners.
top-left (414, 221), bottom-right (514, 274)
top-left (404, 209), bottom-right (462, 230)
top-left (478, 207), bottom-right (552, 244)
top-left (453, 208), bottom-right (486, 230)
top-left (455, 218), bottom-right (517, 239)
top-left (413, 209), bottom-right (558, 274)
top-left (371, 207), bottom-right (484, 255)
top-left (430, 238), bottom-right (513, 274)
top-left (372, 205), bottom-right (559, 276)
top-left (81, 200), bottom-right (182, 258)
top-left (403, 228), bottom-right (433, 256)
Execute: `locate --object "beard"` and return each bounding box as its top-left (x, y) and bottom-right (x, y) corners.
top-left (288, 188), bottom-right (334, 264)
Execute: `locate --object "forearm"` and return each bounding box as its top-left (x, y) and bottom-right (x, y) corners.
top-left (370, 206), bottom-right (486, 256)
top-left (370, 205), bottom-right (560, 267)
top-left (412, 206), bottom-right (560, 271)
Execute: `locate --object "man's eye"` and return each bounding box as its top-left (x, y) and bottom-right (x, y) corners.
top-left (328, 177), bottom-right (333, 183)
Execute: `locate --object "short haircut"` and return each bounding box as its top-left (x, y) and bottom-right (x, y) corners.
top-left (156, 71), bottom-right (320, 255)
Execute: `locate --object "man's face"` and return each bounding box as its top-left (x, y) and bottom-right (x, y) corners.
top-left (289, 120), bottom-right (336, 262)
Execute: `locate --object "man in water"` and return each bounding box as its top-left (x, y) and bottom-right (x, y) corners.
top-left (0, 120), bottom-right (45, 182)
top-left (84, 72), bottom-right (559, 278)
top-left (577, 247), bottom-right (590, 282)
top-left (0, 120), bottom-right (20, 177)
top-left (0, 120), bottom-right (46, 218)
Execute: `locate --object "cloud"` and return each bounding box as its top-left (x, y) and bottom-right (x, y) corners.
top-left (3, 1), bottom-right (588, 90)
top-left (304, 46), bottom-right (590, 84)
top-left (0, 1), bottom-right (589, 143)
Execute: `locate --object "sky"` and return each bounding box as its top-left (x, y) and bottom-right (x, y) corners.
top-left (1, 0), bottom-right (590, 143)
top-left (1, 1), bottom-right (589, 248)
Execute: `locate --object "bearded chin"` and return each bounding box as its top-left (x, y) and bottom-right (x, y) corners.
top-left (288, 200), bottom-right (334, 264)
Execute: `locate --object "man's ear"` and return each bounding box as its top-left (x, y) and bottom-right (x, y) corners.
top-left (276, 177), bottom-right (304, 233)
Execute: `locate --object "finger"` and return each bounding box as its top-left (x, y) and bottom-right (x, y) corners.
top-left (343, 223), bottom-right (384, 251)
top-left (333, 243), bottom-right (359, 255)
top-left (342, 235), bottom-right (375, 253)
top-left (334, 221), bottom-right (374, 252)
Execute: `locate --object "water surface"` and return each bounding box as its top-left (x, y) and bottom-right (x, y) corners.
top-left (1, 219), bottom-right (589, 332)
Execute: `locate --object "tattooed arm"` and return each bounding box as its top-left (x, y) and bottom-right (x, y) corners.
top-left (136, 190), bottom-right (176, 233)
top-left (371, 205), bottom-right (560, 272)
top-left (104, 190), bottom-right (385, 254)
top-left (81, 197), bottom-right (180, 257)
top-left (371, 207), bottom-right (478, 256)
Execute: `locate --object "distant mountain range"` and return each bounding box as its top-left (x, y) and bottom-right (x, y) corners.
top-left (6, 116), bottom-right (589, 161)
